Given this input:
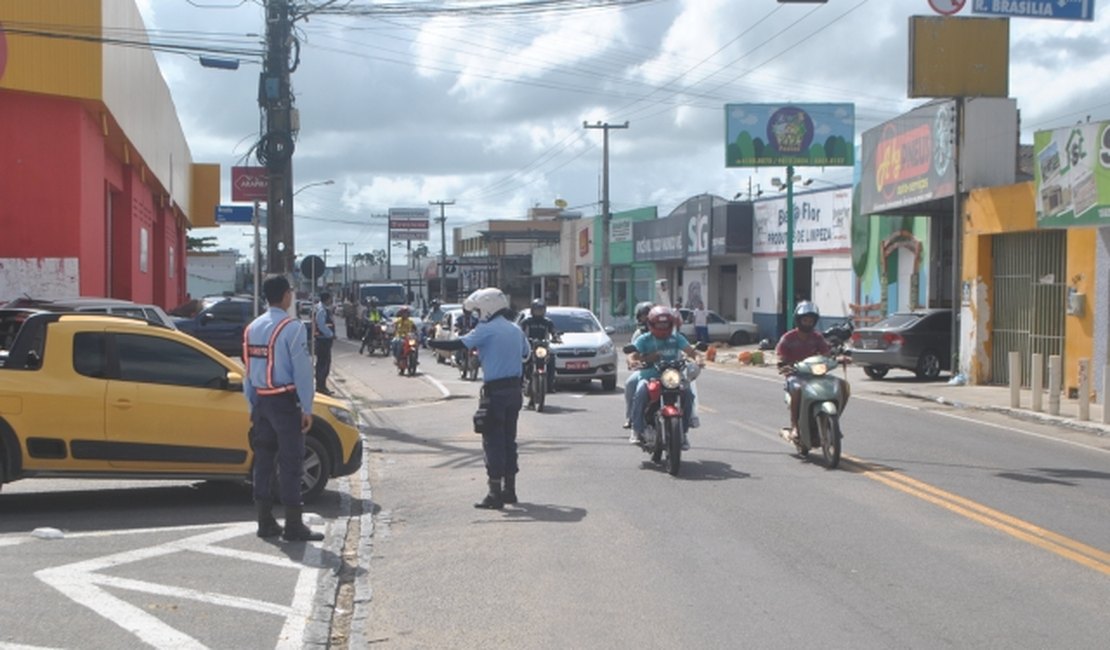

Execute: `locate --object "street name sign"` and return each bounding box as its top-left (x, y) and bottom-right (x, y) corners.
top-left (215, 205), bottom-right (254, 224)
top-left (972, 0), bottom-right (1094, 21)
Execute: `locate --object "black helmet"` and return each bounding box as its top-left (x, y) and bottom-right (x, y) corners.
top-left (634, 301), bottom-right (654, 322)
top-left (530, 299), bottom-right (546, 316)
top-left (794, 300), bottom-right (819, 332)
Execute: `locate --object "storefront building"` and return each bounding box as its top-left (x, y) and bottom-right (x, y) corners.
top-left (0, 1), bottom-right (219, 307)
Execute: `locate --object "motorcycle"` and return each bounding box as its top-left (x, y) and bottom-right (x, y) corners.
top-left (822, 320), bottom-right (854, 357)
top-left (396, 335), bottom-right (419, 376)
top-left (361, 322), bottom-right (390, 357)
top-left (456, 346), bottom-right (480, 381)
top-left (781, 354), bottom-right (849, 468)
top-left (524, 338), bottom-right (551, 412)
top-left (622, 344), bottom-right (699, 476)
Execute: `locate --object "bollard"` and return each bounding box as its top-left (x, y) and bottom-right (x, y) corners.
top-left (1008, 351), bottom-right (1021, 408)
top-left (1078, 359), bottom-right (1090, 421)
top-left (1048, 355), bottom-right (1062, 416)
top-left (1031, 353), bottom-right (1043, 413)
top-left (1104, 364), bottom-right (1110, 425)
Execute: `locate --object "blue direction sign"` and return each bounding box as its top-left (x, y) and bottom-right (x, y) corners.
top-left (215, 204), bottom-right (255, 224)
top-left (972, 0), bottom-right (1094, 21)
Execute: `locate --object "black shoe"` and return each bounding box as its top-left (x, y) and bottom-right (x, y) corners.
top-left (317, 387), bottom-right (333, 396)
top-left (256, 501), bottom-right (283, 538)
top-left (282, 507), bottom-right (325, 542)
top-left (502, 475), bottom-right (518, 505)
top-left (474, 480), bottom-right (504, 510)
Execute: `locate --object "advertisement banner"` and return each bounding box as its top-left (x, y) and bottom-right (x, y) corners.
top-left (725, 103), bottom-right (854, 168)
top-left (752, 187), bottom-right (853, 256)
top-left (632, 215), bottom-right (686, 262)
top-left (231, 166), bottom-right (268, 202)
top-left (860, 101), bottom-right (956, 214)
top-left (1034, 120), bottom-right (1110, 228)
top-left (388, 207), bottom-right (430, 241)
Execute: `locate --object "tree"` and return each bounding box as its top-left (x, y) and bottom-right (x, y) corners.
top-left (187, 235), bottom-right (218, 251)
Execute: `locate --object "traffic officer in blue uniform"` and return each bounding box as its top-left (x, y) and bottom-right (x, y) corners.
top-left (243, 275), bottom-right (325, 542)
top-left (313, 291), bottom-right (335, 395)
top-left (427, 287), bottom-right (530, 509)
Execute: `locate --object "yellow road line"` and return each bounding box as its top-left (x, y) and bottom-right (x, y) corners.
top-left (842, 455), bottom-right (1110, 576)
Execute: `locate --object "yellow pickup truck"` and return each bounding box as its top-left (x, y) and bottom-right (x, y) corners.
top-left (0, 312), bottom-right (362, 502)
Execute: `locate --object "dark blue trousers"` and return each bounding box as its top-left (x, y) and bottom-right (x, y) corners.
top-left (250, 393), bottom-right (305, 507)
top-left (482, 383), bottom-right (523, 480)
top-left (315, 337), bottom-right (333, 391)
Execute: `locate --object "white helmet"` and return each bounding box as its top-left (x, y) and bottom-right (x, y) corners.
top-left (464, 287), bottom-right (510, 322)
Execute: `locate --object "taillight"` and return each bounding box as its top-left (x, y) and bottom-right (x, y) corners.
top-left (882, 332), bottom-right (903, 346)
top-left (850, 332), bottom-right (861, 343)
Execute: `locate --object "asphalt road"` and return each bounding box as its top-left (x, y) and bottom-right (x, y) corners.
top-left (338, 335), bottom-right (1110, 649)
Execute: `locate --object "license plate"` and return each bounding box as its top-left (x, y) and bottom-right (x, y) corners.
top-left (566, 360), bottom-right (589, 370)
top-left (862, 339), bottom-right (878, 349)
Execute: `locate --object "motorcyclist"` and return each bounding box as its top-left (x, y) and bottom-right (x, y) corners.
top-left (359, 297), bottom-right (385, 355)
top-left (519, 299), bottom-right (560, 396)
top-left (776, 301), bottom-right (844, 442)
top-left (622, 301), bottom-right (655, 430)
top-left (390, 306), bottom-right (417, 369)
top-left (629, 306), bottom-right (700, 449)
top-left (453, 307), bottom-right (479, 367)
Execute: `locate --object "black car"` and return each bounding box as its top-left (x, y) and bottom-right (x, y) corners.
top-left (174, 297), bottom-right (257, 357)
top-left (849, 308), bottom-right (952, 380)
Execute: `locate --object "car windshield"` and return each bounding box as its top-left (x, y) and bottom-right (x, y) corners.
top-left (548, 311), bottom-right (601, 334)
top-left (873, 313), bottom-right (922, 329)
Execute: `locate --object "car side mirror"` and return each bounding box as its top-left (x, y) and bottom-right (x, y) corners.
top-left (621, 344), bottom-right (637, 354)
top-left (225, 370), bottom-right (243, 391)
top-left (201, 312), bottom-right (214, 324)
top-left (604, 326), bottom-right (615, 335)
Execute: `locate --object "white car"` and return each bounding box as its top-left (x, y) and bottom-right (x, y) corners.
top-left (518, 307), bottom-right (618, 391)
top-left (433, 309), bottom-right (464, 363)
top-left (678, 308), bottom-right (759, 345)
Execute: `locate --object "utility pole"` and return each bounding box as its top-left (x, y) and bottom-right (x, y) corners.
top-left (261, 0), bottom-right (296, 275)
top-left (339, 241), bottom-right (354, 298)
top-left (430, 199), bottom-right (454, 302)
top-left (584, 120), bottom-right (628, 325)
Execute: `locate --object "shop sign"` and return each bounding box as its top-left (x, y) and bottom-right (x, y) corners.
top-left (860, 101), bottom-right (956, 214)
top-left (231, 166), bottom-right (268, 202)
top-left (753, 187), bottom-right (852, 256)
top-left (388, 207), bottom-right (430, 240)
top-left (633, 215), bottom-right (686, 262)
top-left (1035, 120), bottom-right (1110, 228)
top-left (725, 103), bottom-right (854, 168)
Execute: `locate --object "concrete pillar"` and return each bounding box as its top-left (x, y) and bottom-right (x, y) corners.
top-left (1078, 359), bottom-right (1090, 421)
top-left (1031, 353), bottom-right (1043, 413)
top-left (1009, 351), bottom-right (1021, 408)
top-left (1048, 354), bottom-right (1062, 416)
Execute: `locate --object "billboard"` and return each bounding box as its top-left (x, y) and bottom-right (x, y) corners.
top-left (860, 100), bottom-right (957, 214)
top-left (231, 166), bottom-right (268, 202)
top-left (1035, 120), bottom-right (1110, 228)
top-left (725, 103), bottom-right (854, 168)
top-left (752, 187), bottom-right (853, 256)
top-left (388, 207), bottom-right (430, 240)
top-left (908, 16), bottom-right (1009, 98)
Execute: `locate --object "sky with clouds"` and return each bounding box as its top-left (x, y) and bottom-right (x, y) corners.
top-left (135, 0), bottom-right (1110, 267)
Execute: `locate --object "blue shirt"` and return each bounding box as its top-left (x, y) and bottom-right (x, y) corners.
top-left (460, 315), bottom-right (530, 382)
top-left (633, 332), bottom-right (690, 380)
top-left (243, 307), bottom-right (315, 415)
top-left (314, 303), bottom-right (334, 339)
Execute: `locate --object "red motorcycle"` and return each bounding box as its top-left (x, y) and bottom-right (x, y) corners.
top-left (397, 335), bottom-right (419, 376)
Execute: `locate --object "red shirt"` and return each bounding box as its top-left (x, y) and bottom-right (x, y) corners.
top-left (775, 329), bottom-right (830, 364)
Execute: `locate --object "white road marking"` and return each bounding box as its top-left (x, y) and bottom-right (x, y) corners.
top-left (422, 373), bottom-right (451, 398)
top-left (32, 522), bottom-right (322, 649)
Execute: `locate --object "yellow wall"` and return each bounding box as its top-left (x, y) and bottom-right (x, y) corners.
top-left (190, 164), bottom-right (221, 228)
top-left (1065, 228), bottom-right (1096, 393)
top-left (0, 1), bottom-right (102, 99)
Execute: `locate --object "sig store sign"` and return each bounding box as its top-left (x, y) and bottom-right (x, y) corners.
top-left (753, 187), bottom-right (852, 256)
top-left (1035, 119), bottom-right (1110, 228)
top-left (725, 103), bottom-right (854, 168)
top-left (860, 101), bottom-right (956, 214)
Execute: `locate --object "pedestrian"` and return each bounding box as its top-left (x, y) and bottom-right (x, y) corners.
top-left (313, 291), bottom-right (335, 395)
top-left (692, 301), bottom-right (709, 346)
top-left (242, 275), bottom-right (325, 542)
top-left (427, 287), bottom-right (529, 510)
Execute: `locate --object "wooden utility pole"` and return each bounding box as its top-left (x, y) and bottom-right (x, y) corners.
top-left (262, 0), bottom-right (296, 274)
top-left (430, 199), bottom-right (455, 302)
top-left (583, 121), bottom-right (628, 325)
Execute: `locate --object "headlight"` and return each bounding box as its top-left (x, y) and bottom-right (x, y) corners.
top-left (534, 346), bottom-right (548, 359)
top-left (598, 341), bottom-right (614, 355)
top-left (809, 363), bottom-right (828, 376)
top-left (328, 405), bottom-right (356, 427)
top-left (661, 368), bottom-right (682, 389)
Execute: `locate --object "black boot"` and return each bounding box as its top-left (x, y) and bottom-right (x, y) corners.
top-left (474, 479), bottom-right (504, 510)
top-left (502, 474), bottom-right (518, 505)
top-left (256, 501), bottom-right (283, 538)
top-left (282, 507), bottom-right (324, 542)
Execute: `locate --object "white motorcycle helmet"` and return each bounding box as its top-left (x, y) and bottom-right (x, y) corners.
top-left (463, 287), bottom-right (510, 322)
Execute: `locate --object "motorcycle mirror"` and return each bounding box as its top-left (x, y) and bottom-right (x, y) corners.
top-left (621, 344), bottom-right (637, 354)
top-left (695, 342), bottom-right (709, 352)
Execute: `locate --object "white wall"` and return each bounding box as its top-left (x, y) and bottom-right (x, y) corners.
top-left (0, 258), bottom-right (80, 300)
top-left (752, 257), bottom-right (780, 315)
top-left (812, 255), bottom-right (854, 319)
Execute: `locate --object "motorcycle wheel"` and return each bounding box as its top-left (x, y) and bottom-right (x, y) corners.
top-left (816, 412), bottom-right (842, 469)
top-left (407, 352), bottom-right (418, 376)
top-left (664, 417), bottom-right (681, 476)
top-left (534, 372), bottom-right (546, 412)
top-left (468, 363), bottom-right (478, 381)
top-left (650, 424), bottom-right (663, 464)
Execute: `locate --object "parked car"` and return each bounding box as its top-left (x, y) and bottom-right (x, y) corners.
top-left (433, 309), bottom-right (465, 363)
top-left (0, 312), bottom-right (363, 501)
top-left (173, 296), bottom-right (257, 357)
top-left (677, 308), bottom-right (759, 345)
top-left (518, 306), bottom-right (618, 391)
top-left (850, 308), bottom-right (952, 380)
top-left (2, 297), bottom-right (177, 329)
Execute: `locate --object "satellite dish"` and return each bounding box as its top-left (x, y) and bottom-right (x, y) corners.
top-left (554, 198), bottom-right (568, 209)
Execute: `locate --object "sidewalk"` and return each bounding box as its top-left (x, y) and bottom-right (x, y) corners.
top-left (705, 343), bottom-right (1110, 438)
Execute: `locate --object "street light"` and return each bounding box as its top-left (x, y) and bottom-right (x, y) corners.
top-left (293, 179), bottom-right (334, 196)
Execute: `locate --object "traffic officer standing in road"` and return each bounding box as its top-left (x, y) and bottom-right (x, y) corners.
top-left (427, 287), bottom-right (530, 510)
top-left (242, 275), bottom-right (325, 542)
top-left (313, 291), bottom-right (335, 395)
